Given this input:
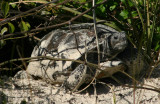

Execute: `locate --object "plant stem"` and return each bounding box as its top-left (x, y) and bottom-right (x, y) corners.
top-left (146, 0), bottom-right (151, 57)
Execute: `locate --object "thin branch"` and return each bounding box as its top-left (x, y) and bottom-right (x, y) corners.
top-left (93, 0), bottom-right (100, 66)
top-left (0, 0), bottom-right (59, 25)
top-left (111, 71), bottom-right (159, 90)
top-left (98, 80), bottom-right (160, 94)
top-left (123, 84), bottom-right (160, 93)
top-left (0, 0), bottom-right (108, 40)
top-left (16, 45), bottom-right (27, 69)
top-left (0, 56), bottom-right (100, 70)
top-left (69, 24), bottom-right (83, 57)
top-left (92, 0), bottom-right (99, 103)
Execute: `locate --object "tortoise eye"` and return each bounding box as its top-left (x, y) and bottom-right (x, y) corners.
top-left (114, 36), bottom-right (118, 39)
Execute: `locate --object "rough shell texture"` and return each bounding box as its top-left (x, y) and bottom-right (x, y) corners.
top-left (25, 23), bottom-right (148, 92)
top-left (26, 23), bottom-right (128, 88)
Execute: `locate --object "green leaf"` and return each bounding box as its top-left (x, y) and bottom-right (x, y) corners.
top-left (1, 27), bottom-right (8, 35)
top-left (10, 3), bottom-right (16, 8)
top-left (128, 0), bottom-right (134, 7)
top-left (96, 0), bottom-right (104, 4)
top-left (154, 42), bottom-right (160, 51)
top-left (121, 0), bottom-right (133, 7)
top-left (30, 2), bottom-right (37, 7)
top-left (98, 5), bottom-right (106, 13)
top-left (138, 0), bottom-right (143, 6)
top-left (8, 23), bottom-right (15, 33)
top-left (157, 26), bottom-right (160, 32)
top-left (131, 11), bottom-right (138, 18)
top-left (25, 22), bottom-right (31, 29)
top-left (78, 0), bottom-right (86, 3)
top-left (109, 5), bottom-right (116, 11)
top-left (120, 0), bottom-right (126, 4)
top-left (1, 1), bottom-right (10, 18)
top-left (120, 10), bottom-right (129, 19)
top-left (19, 21), bottom-right (31, 36)
top-left (108, 2), bottom-right (118, 11)
top-left (19, 21), bottom-right (29, 32)
top-left (127, 19), bottom-right (131, 24)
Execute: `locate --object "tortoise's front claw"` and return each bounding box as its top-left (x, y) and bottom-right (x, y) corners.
top-left (62, 64), bottom-right (88, 92)
top-left (96, 60), bottom-right (127, 79)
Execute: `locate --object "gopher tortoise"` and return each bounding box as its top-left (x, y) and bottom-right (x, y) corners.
top-left (16, 23), bottom-right (147, 92)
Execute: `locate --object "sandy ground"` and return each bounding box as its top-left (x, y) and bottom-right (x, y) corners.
top-left (0, 65), bottom-right (160, 104)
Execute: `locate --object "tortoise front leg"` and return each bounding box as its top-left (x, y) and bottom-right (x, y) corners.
top-left (62, 64), bottom-right (89, 92)
top-left (97, 60), bottom-right (127, 79)
top-left (62, 60), bottom-right (126, 92)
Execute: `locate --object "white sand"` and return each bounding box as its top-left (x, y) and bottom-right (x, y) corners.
top-left (0, 66), bottom-right (159, 104)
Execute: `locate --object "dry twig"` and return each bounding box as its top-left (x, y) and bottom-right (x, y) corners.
top-left (0, 0), bottom-right (108, 40)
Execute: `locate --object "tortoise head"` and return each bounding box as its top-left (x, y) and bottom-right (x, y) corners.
top-left (105, 31), bottom-right (128, 58)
